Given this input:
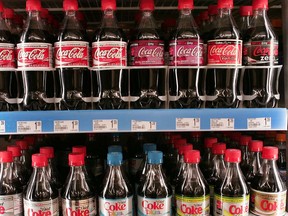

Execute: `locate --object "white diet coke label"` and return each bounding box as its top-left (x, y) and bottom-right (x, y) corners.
top-left (54, 41), bottom-right (89, 68)
top-left (24, 198), bottom-right (59, 216)
top-left (17, 43), bottom-right (53, 70)
top-left (0, 195), bottom-right (14, 214)
top-left (0, 43), bottom-right (15, 69)
top-left (62, 197), bottom-right (96, 216)
top-left (99, 196), bottom-right (133, 216)
top-left (92, 41), bottom-right (127, 68)
top-left (137, 196), bottom-right (172, 216)
top-left (14, 193), bottom-right (23, 216)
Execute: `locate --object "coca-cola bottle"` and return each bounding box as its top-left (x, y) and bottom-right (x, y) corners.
top-left (239, 6), bottom-right (253, 36)
top-left (99, 152), bottom-right (133, 215)
top-left (62, 153), bottom-right (96, 215)
top-left (175, 150), bottom-right (210, 216)
top-left (250, 147), bottom-right (287, 215)
top-left (129, 0), bottom-right (166, 109)
top-left (0, 151), bottom-right (23, 215)
top-left (55, 0), bottom-right (91, 110)
top-left (168, 0), bottom-right (204, 108)
top-left (243, 0), bottom-right (279, 108)
top-left (23, 154), bottom-right (59, 215)
top-left (91, 0), bottom-right (128, 109)
top-left (17, 0), bottom-right (55, 111)
top-left (137, 151), bottom-right (172, 215)
top-left (206, 0), bottom-right (242, 108)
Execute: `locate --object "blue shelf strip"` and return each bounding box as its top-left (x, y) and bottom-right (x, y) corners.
top-left (0, 108), bottom-right (286, 134)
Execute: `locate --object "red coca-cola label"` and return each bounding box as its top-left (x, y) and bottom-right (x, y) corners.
top-left (17, 43), bottom-right (53, 69)
top-left (0, 43), bottom-right (15, 69)
top-left (130, 40), bottom-right (164, 66)
top-left (92, 41), bottom-right (127, 67)
top-left (207, 40), bottom-right (242, 65)
top-left (169, 39), bottom-right (204, 66)
top-left (243, 40), bottom-right (278, 65)
top-left (54, 41), bottom-right (89, 68)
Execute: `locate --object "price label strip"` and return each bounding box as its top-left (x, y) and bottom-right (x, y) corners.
top-left (93, 119), bottom-right (118, 132)
top-left (131, 120), bottom-right (157, 131)
top-left (54, 120), bottom-right (79, 132)
top-left (210, 118), bottom-right (234, 130)
top-left (247, 117), bottom-right (271, 130)
top-left (0, 120), bottom-right (5, 133)
top-left (17, 121), bottom-right (42, 133)
top-left (176, 118), bottom-right (200, 130)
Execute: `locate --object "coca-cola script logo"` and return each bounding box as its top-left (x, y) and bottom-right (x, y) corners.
top-left (65, 208), bottom-right (89, 216)
top-left (138, 47), bottom-right (164, 58)
top-left (27, 208), bottom-right (51, 216)
top-left (180, 204), bottom-right (203, 214)
top-left (56, 47), bottom-right (85, 60)
top-left (17, 49), bottom-right (46, 61)
top-left (0, 49), bottom-right (13, 61)
top-left (176, 45), bottom-right (203, 57)
top-left (104, 202), bottom-right (127, 212)
top-left (253, 46), bottom-right (278, 57)
top-left (142, 200), bottom-right (165, 212)
top-left (209, 45), bottom-right (238, 56)
top-left (94, 47), bottom-right (124, 59)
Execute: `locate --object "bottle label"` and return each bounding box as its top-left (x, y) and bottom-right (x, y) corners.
top-left (62, 197), bottom-right (96, 216)
top-left (0, 195), bottom-right (14, 214)
top-left (17, 43), bottom-right (53, 70)
top-left (176, 195), bottom-right (210, 216)
top-left (250, 189), bottom-right (286, 216)
top-left (214, 194), bottom-right (249, 216)
top-left (92, 41), bottom-right (127, 68)
top-left (99, 196), bottom-right (133, 216)
top-left (207, 39), bottom-right (242, 65)
top-left (137, 196), bottom-right (172, 216)
top-left (129, 158), bottom-right (143, 176)
top-left (169, 39), bottom-right (204, 66)
top-left (54, 41), bottom-right (89, 68)
top-left (13, 193), bottom-right (23, 215)
top-left (243, 40), bottom-right (279, 65)
top-left (24, 198), bottom-right (59, 216)
top-left (130, 40), bottom-right (165, 66)
top-left (0, 43), bottom-right (15, 69)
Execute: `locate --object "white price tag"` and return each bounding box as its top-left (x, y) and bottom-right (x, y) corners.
top-left (54, 120), bottom-right (79, 132)
top-left (176, 118), bottom-right (200, 130)
top-left (17, 121), bottom-right (42, 133)
top-left (131, 120), bottom-right (157, 131)
top-left (0, 120), bottom-right (5, 133)
top-left (210, 118), bottom-right (234, 130)
top-left (93, 119), bottom-right (118, 132)
top-left (247, 118), bottom-right (271, 130)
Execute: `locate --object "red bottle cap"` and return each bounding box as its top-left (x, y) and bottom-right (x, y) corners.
top-left (239, 6), bottom-right (253, 16)
top-left (16, 140), bottom-right (29, 150)
top-left (140, 0), bottom-right (154, 11)
top-left (26, 0), bottom-right (42, 11)
top-left (32, 154), bottom-right (48, 167)
top-left (204, 137), bottom-right (218, 148)
top-left (0, 151), bottom-right (13, 163)
top-left (7, 146), bottom-right (21, 157)
top-left (252, 0), bottom-right (268, 10)
top-left (212, 143), bottom-right (226, 155)
top-left (184, 150), bottom-right (200, 163)
top-left (239, 136), bottom-right (252, 146)
top-left (40, 147), bottom-right (54, 159)
top-left (249, 140), bottom-right (263, 152)
top-left (218, 0), bottom-right (233, 9)
top-left (225, 149), bottom-right (241, 163)
top-left (179, 144), bottom-right (193, 155)
top-left (40, 8), bottom-right (49, 19)
top-left (0, 2), bottom-right (3, 13)
top-left (262, 146), bottom-right (278, 160)
top-left (3, 8), bottom-right (14, 19)
top-left (101, 0), bottom-right (116, 11)
top-left (275, 133), bottom-right (286, 142)
top-left (174, 138), bottom-right (187, 147)
top-left (200, 11), bottom-right (209, 21)
top-left (63, 0), bottom-right (78, 11)
top-left (178, 0), bottom-right (194, 10)
top-left (69, 153), bottom-right (85, 166)
top-left (208, 5), bottom-right (218, 16)
top-left (72, 146), bottom-right (87, 157)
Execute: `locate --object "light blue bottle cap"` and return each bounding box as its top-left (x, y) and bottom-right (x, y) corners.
top-left (108, 145), bottom-right (122, 153)
top-left (148, 151), bottom-right (163, 164)
top-left (107, 152), bottom-right (123, 166)
top-left (143, 143), bottom-right (157, 154)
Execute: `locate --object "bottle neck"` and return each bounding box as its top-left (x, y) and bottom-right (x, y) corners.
top-left (31, 166), bottom-right (48, 183)
top-left (26, 10), bottom-right (44, 30)
top-left (225, 162), bottom-right (243, 179)
top-left (262, 159), bottom-right (279, 176)
top-left (139, 10), bottom-right (157, 29)
top-left (0, 162), bottom-right (13, 181)
top-left (185, 163), bottom-right (203, 180)
top-left (219, 8), bottom-right (232, 17)
top-left (63, 10), bottom-right (83, 30)
top-left (250, 151), bottom-right (262, 174)
top-left (101, 9), bottom-right (118, 29)
top-left (177, 9), bottom-right (196, 29)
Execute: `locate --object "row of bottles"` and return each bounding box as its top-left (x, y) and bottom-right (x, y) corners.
top-left (0, 0), bottom-right (282, 111)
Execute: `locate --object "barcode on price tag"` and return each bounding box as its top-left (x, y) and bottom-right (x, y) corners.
top-left (54, 120), bottom-right (79, 132)
top-left (93, 120), bottom-right (118, 132)
top-left (176, 118), bottom-right (200, 130)
top-left (247, 118), bottom-right (271, 130)
top-left (131, 120), bottom-right (157, 131)
top-left (0, 121), bottom-right (5, 133)
top-left (17, 121), bottom-right (42, 133)
top-left (210, 118), bottom-right (234, 130)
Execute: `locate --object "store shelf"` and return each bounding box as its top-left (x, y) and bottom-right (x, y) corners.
top-left (0, 108), bottom-right (286, 134)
